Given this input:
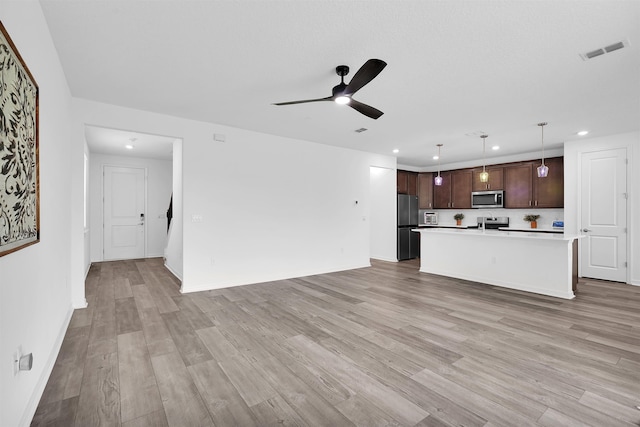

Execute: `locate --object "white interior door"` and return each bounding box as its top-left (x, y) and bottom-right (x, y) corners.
top-left (580, 148), bottom-right (627, 282)
top-left (104, 166), bottom-right (146, 260)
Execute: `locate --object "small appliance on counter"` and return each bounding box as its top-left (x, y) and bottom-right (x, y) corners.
top-left (423, 212), bottom-right (438, 225)
top-left (552, 221), bottom-right (564, 229)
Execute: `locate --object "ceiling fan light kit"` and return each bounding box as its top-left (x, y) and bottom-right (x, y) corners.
top-left (273, 59), bottom-right (387, 119)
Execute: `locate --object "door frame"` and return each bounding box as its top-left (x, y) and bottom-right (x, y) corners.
top-left (102, 164), bottom-right (148, 261)
top-left (565, 135), bottom-right (633, 285)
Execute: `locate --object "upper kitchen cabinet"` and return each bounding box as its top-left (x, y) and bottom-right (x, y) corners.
top-left (433, 169), bottom-right (472, 209)
top-left (433, 171), bottom-right (452, 208)
top-left (504, 157), bottom-right (563, 208)
top-left (418, 172), bottom-right (434, 209)
top-left (504, 162), bottom-right (534, 208)
top-left (397, 170), bottom-right (418, 195)
top-left (472, 166), bottom-right (504, 191)
top-left (451, 169), bottom-right (473, 209)
top-left (534, 157), bottom-right (564, 208)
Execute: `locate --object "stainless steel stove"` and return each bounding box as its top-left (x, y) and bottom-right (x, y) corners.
top-left (476, 216), bottom-right (509, 230)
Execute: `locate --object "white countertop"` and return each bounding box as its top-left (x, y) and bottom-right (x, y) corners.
top-left (499, 227), bottom-right (563, 234)
top-left (412, 227), bottom-right (582, 241)
top-left (417, 224), bottom-right (468, 228)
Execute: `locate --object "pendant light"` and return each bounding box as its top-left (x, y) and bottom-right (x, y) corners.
top-left (434, 144), bottom-right (443, 186)
top-left (537, 122), bottom-right (549, 178)
top-left (479, 134), bottom-right (489, 183)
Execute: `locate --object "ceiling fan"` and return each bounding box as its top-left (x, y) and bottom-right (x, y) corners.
top-left (273, 59), bottom-right (387, 119)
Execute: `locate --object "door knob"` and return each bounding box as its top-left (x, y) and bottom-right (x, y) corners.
top-left (582, 228), bottom-right (591, 232)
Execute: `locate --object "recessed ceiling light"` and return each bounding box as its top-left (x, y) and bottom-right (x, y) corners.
top-left (125, 144), bottom-right (134, 150)
top-left (392, 149), bottom-right (399, 154)
top-left (491, 145), bottom-right (500, 151)
top-left (433, 155), bottom-right (439, 160)
top-left (577, 130), bottom-right (589, 136)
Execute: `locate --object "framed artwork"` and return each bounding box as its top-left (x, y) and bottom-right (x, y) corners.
top-left (0, 21), bottom-right (39, 257)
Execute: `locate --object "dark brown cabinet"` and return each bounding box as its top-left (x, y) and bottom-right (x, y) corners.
top-left (433, 171), bottom-right (452, 209)
top-left (504, 163), bottom-right (534, 208)
top-left (433, 170), bottom-right (472, 209)
top-left (451, 169), bottom-right (473, 209)
top-left (397, 170), bottom-right (418, 195)
top-left (504, 157), bottom-right (563, 208)
top-left (472, 166), bottom-right (504, 191)
top-left (417, 172), bottom-right (433, 209)
top-left (534, 157), bottom-right (564, 208)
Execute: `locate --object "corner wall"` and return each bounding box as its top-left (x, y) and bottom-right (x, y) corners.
top-left (0, 3), bottom-right (76, 426)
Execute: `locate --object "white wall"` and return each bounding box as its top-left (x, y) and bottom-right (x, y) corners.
top-left (72, 98), bottom-right (396, 293)
top-left (564, 131), bottom-right (639, 285)
top-left (369, 166), bottom-right (397, 262)
top-left (165, 139), bottom-right (183, 279)
top-left (0, 3), bottom-right (76, 426)
top-left (89, 153), bottom-right (173, 261)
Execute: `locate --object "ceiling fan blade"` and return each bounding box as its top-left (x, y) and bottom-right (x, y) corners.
top-left (344, 59), bottom-right (387, 96)
top-left (273, 96), bottom-right (333, 106)
top-left (348, 98), bottom-right (384, 119)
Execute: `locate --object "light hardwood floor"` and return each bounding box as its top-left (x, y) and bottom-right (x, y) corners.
top-left (32, 258), bottom-right (640, 426)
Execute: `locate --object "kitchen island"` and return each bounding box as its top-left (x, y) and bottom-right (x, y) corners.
top-left (412, 228), bottom-right (581, 299)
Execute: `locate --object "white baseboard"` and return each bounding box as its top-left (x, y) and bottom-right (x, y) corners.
top-left (163, 261), bottom-right (183, 282)
top-left (19, 306), bottom-right (74, 427)
top-left (370, 256), bottom-right (399, 263)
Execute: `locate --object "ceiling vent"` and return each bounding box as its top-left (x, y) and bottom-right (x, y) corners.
top-left (354, 128), bottom-right (368, 133)
top-left (580, 39), bottom-right (630, 60)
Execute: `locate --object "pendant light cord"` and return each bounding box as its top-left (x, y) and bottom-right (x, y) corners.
top-left (539, 122), bottom-right (547, 166)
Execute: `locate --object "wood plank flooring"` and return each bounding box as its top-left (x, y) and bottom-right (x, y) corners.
top-left (32, 258), bottom-right (640, 426)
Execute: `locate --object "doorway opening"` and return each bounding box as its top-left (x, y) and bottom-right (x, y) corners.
top-left (84, 125), bottom-right (179, 265)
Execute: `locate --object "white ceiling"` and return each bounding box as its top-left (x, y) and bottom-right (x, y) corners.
top-left (84, 125), bottom-right (176, 161)
top-left (41, 0), bottom-right (640, 169)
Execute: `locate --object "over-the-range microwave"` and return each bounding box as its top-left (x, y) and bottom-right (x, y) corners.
top-left (471, 190), bottom-right (504, 208)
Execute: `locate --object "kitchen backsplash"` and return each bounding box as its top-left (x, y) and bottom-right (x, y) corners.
top-left (419, 208), bottom-right (564, 229)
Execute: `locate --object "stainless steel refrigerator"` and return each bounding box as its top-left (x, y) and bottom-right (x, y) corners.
top-left (397, 194), bottom-right (419, 260)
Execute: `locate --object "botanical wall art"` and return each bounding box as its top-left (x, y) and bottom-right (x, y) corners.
top-left (0, 22), bottom-right (39, 257)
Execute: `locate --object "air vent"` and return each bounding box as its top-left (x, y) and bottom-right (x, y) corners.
top-left (604, 41), bottom-right (625, 53)
top-left (465, 131), bottom-right (486, 137)
top-left (354, 128), bottom-right (368, 133)
top-left (580, 39), bottom-right (630, 60)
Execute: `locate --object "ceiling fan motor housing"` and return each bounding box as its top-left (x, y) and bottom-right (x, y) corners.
top-left (332, 83), bottom-right (348, 96)
top-left (336, 65), bottom-right (349, 77)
